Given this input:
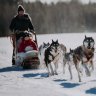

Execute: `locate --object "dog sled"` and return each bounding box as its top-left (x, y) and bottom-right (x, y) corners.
top-left (21, 50), bottom-right (40, 69)
top-left (11, 31), bottom-right (40, 69)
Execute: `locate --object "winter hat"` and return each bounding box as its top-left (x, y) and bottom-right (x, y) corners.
top-left (18, 5), bottom-right (25, 12)
top-left (23, 31), bottom-right (32, 38)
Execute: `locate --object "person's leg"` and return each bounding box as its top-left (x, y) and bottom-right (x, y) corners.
top-left (12, 34), bottom-right (16, 65)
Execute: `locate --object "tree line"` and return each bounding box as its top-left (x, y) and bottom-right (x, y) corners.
top-left (0, 0), bottom-right (96, 36)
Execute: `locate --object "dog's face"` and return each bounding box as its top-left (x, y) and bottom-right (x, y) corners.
top-left (50, 40), bottom-right (60, 52)
top-left (83, 36), bottom-right (95, 49)
top-left (43, 42), bottom-right (50, 48)
top-left (70, 49), bottom-right (74, 55)
top-left (69, 48), bottom-right (74, 60)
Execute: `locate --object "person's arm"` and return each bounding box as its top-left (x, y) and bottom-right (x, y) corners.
top-left (28, 15), bottom-right (34, 32)
top-left (9, 18), bottom-right (15, 32)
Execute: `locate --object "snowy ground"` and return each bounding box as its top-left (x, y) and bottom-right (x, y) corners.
top-left (0, 33), bottom-right (96, 96)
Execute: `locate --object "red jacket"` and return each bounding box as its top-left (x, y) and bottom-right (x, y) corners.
top-left (18, 39), bottom-right (38, 52)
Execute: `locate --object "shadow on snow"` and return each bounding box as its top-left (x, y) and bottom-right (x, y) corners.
top-left (0, 66), bottom-right (23, 72)
top-left (23, 73), bottom-right (48, 78)
top-left (86, 87), bottom-right (96, 94)
top-left (60, 82), bottom-right (80, 88)
top-left (54, 79), bottom-right (80, 88)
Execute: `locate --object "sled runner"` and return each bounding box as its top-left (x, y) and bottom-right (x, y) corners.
top-left (11, 31), bottom-right (40, 69)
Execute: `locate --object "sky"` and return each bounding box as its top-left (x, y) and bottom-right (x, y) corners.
top-left (24, 0), bottom-right (96, 4)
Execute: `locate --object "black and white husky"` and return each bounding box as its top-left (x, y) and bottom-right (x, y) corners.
top-left (73, 36), bottom-right (95, 82)
top-left (44, 40), bottom-right (61, 76)
top-left (38, 42), bottom-right (50, 66)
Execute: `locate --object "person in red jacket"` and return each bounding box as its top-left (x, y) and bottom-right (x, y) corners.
top-left (16, 32), bottom-right (38, 65)
top-left (18, 32), bottom-right (38, 52)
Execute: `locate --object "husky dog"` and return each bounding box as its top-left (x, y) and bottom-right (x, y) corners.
top-left (59, 44), bottom-right (67, 73)
top-left (73, 36), bottom-right (95, 82)
top-left (39, 42), bottom-right (50, 66)
top-left (44, 40), bottom-right (61, 76)
top-left (59, 44), bottom-right (67, 55)
top-left (39, 42), bottom-right (50, 55)
top-left (63, 49), bottom-right (74, 79)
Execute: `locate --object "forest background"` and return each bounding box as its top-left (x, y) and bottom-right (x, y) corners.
top-left (0, 0), bottom-right (96, 36)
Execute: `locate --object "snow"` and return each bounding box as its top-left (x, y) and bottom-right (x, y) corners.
top-left (24, 0), bottom-right (96, 4)
top-left (0, 33), bottom-right (96, 96)
top-left (24, 0), bottom-right (71, 4)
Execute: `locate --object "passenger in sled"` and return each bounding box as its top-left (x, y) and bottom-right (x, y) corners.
top-left (16, 32), bottom-right (38, 66)
top-left (9, 5), bottom-right (35, 65)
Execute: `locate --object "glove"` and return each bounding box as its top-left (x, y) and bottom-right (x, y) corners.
top-left (33, 31), bottom-right (36, 34)
top-left (30, 30), bottom-right (35, 34)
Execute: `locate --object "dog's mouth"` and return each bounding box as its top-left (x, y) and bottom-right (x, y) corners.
top-left (87, 45), bottom-right (94, 49)
top-left (84, 44), bottom-right (93, 49)
top-left (55, 49), bottom-right (58, 53)
top-left (55, 46), bottom-right (60, 52)
top-left (51, 45), bottom-right (59, 53)
top-left (87, 46), bottom-right (91, 49)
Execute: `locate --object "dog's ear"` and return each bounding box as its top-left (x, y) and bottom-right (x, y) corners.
top-left (43, 42), bottom-right (46, 45)
top-left (85, 35), bottom-right (87, 39)
top-left (70, 48), bottom-right (72, 52)
top-left (52, 39), bottom-right (54, 43)
top-left (56, 39), bottom-right (58, 43)
top-left (48, 42), bottom-right (50, 45)
top-left (91, 37), bottom-right (93, 40)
